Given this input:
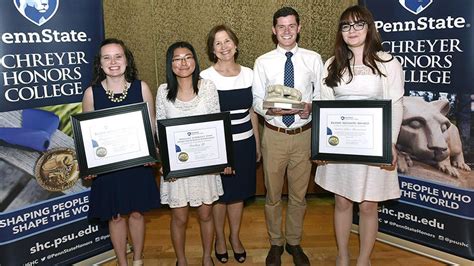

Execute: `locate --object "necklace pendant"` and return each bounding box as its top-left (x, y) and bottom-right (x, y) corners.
top-left (105, 82), bottom-right (129, 103)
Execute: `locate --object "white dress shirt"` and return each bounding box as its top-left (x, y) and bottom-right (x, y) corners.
top-left (252, 44), bottom-right (323, 128)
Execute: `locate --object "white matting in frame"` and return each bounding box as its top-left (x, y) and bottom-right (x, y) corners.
top-left (167, 120), bottom-right (227, 170)
top-left (157, 112), bottom-right (234, 180)
top-left (71, 102), bottom-right (157, 176)
top-left (311, 100), bottom-right (392, 164)
top-left (80, 111), bottom-right (148, 167)
top-left (319, 107), bottom-right (383, 156)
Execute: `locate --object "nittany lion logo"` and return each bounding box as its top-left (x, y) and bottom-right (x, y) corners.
top-left (399, 0), bottom-right (433, 15)
top-left (14, 0), bottom-right (59, 26)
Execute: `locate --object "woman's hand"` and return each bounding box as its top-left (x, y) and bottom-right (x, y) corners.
top-left (380, 144), bottom-right (398, 171)
top-left (221, 167), bottom-right (235, 175)
top-left (83, 174), bottom-right (97, 180)
top-left (313, 160), bottom-right (328, 165)
top-left (256, 146), bottom-right (262, 163)
top-left (144, 147), bottom-right (161, 167)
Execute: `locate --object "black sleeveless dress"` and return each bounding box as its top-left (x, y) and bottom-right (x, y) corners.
top-left (87, 80), bottom-right (160, 221)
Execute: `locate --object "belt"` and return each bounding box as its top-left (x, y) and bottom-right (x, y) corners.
top-left (264, 121), bottom-right (311, 135)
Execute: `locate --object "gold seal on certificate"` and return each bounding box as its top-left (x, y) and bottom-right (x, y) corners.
top-left (34, 148), bottom-right (80, 191)
top-left (157, 112), bottom-right (234, 180)
top-left (263, 84), bottom-right (305, 110)
top-left (311, 100), bottom-right (393, 165)
top-left (328, 136), bottom-right (339, 146)
top-left (96, 147), bottom-right (107, 157)
top-left (178, 152), bottom-right (189, 162)
top-left (71, 103), bottom-right (158, 177)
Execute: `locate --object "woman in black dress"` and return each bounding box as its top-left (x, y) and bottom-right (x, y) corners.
top-left (82, 38), bottom-right (160, 266)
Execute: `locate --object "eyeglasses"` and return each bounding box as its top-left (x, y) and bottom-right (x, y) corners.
top-left (172, 56), bottom-right (194, 64)
top-left (340, 21), bottom-right (366, 32)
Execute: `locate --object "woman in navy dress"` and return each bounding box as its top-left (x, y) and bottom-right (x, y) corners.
top-left (201, 25), bottom-right (260, 264)
top-left (82, 38), bottom-right (160, 266)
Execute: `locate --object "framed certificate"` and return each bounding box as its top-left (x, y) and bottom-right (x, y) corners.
top-left (157, 112), bottom-right (234, 180)
top-left (311, 100), bottom-right (392, 164)
top-left (71, 102), bottom-right (158, 176)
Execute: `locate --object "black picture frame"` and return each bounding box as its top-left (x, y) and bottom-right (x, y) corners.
top-left (311, 100), bottom-right (392, 164)
top-left (71, 102), bottom-right (157, 176)
top-left (157, 112), bottom-right (234, 180)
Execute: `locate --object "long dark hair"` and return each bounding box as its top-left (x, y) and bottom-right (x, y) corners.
top-left (324, 5), bottom-right (392, 88)
top-left (206, 24), bottom-right (240, 63)
top-left (91, 38), bottom-right (138, 86)
top-left (165, 41), bottom-right (200, 102)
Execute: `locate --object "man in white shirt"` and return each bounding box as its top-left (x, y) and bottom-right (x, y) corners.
top-left (252, 6), bottom-right (323, 266)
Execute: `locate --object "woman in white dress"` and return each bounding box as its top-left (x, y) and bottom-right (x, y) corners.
top-left (156, 41), bottom-right (223, 266)
top-left (314, 6), bottom-right (404, 266)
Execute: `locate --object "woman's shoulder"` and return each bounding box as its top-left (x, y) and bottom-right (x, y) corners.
top-left (132, 79), bottom-right (146, 89)
top-left (86, 82), bottom-right (102, 96)
top-left (323, 56), bottom-right (335, 68)
top-left (240, 65), bottom-right (253, 75)
top-left (376, 51), bottom-right (394, 61)
top-left (83, 85), bottom-right (94, 97)
top-left (156, 83), bottom-right (168, 97)
top-left (376, 51), bottom-right (401, 70)
top-left (200, 66), bottom-right (214, 79)
top-left (198, 79), bottom-right (218, 96)
top-left (199, 78), bottom-right (215, 88)
top-left (157, 83), bottom-right (168, 90)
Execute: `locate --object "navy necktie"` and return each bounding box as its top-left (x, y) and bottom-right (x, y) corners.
top-left (282, 51), bottom-right (294, 127)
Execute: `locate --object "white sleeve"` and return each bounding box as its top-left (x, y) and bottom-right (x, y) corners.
top-left (155, 84), bottom-right (168, 120)
top-left (385, 58), bottom-right (405, 144)
top-left (200, 79), bottom-right (221, 114)
top-left (320, 58), bottom-right (336, 100)
top-left (252, 58), bottom-right (273, 120)
top-left (311, 54), bottom-right (324, 101)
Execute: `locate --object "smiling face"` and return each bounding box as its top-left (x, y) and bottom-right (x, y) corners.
top-left (213, 30), bottom-right (237, 63)
top-left (272, 15), bottom-right (301, 50)
top-left (171, 47), bottom-right (196, 79)
top-left (100, 43), bottom-right (127, 78)
top-left (341, 18), bottom-right (368, 50)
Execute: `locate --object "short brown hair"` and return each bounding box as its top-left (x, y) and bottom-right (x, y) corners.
top-left (206, 24), bottom-right (239, 63)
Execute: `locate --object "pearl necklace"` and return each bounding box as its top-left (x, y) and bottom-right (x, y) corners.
top-left (104, 80), bottom-right (129, 103)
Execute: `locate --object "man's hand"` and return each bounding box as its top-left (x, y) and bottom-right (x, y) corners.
top-left (298, 102), bottom-right (311, 119)
top-left (266, 108), bottom-right (300, 116)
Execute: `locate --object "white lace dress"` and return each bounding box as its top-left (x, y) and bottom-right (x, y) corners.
top-left (315, 65), bottom-right (402, 202)
top-left (156, 79), bottom-right (224, 208)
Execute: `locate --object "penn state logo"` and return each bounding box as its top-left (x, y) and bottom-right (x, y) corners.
top-left (14, 0), bottom-right (59, 26)
top-left (399, 0), bottom-right (433, 15)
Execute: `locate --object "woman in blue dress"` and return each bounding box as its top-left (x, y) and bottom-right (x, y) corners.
top-left (82, 38), bottom-right (160, 266)
top-left (201, 25), bottom-right (260, 264)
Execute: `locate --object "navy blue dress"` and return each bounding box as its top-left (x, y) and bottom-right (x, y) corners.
top-left (87, 80), bottom-right (160, 221)
top-left (200, 67), bottom-right (256, 203)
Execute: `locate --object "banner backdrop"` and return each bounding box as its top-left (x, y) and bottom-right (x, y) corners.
top-left (0, 0), bottom-right (110, 265)
top-left (359, 0), bottom-right (473, 261)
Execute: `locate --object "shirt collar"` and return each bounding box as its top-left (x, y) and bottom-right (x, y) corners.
top-left (276, 43), bottom-right (299, 55)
